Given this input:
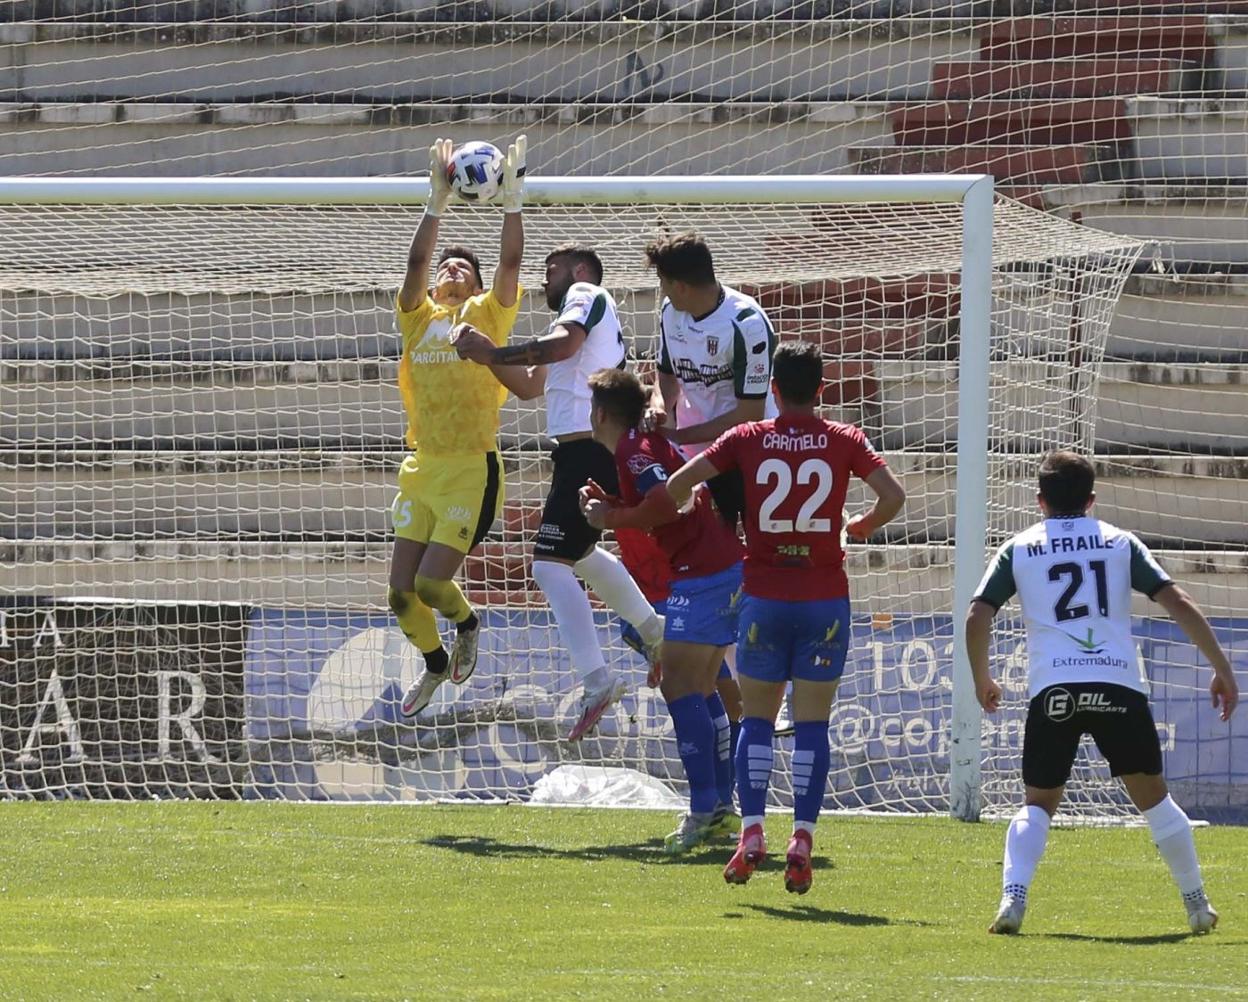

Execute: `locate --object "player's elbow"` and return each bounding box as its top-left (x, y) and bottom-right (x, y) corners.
top-left (965, 600), bottom-right (996, 630)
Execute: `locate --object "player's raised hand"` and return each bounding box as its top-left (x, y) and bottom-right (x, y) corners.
top-left (977, 675), bottom-right (1003, 714)
top-left (427, 137), bottom-right (453, 217)
top-left (450, 322), bottom-right (495, 363)
top-left (639, 405), bottom-right (666, 434)
top-left (501, 134), bottom-right (527, 214)
top-left (1211, 670), bottom-right (1239, 722)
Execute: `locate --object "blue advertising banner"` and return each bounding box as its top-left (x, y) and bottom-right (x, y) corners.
top-left (241, 608), bottom-right (1246, 820)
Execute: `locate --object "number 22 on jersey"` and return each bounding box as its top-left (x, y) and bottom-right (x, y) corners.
top-left (756, 457), bottom-right (834, 533)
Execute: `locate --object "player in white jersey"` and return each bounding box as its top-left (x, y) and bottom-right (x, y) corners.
top-left (645, 231), bottom-right (779, 528)
top-left (966, 451), bottom-right (1239, 936)
top-left (451, 243), bottom-right (665, 739)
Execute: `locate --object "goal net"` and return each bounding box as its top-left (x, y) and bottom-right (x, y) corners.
top-left (0, 177), bottom-right (1159, 818)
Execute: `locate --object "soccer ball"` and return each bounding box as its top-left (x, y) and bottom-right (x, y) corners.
top-left (447, 141), bottom-right (504, 203)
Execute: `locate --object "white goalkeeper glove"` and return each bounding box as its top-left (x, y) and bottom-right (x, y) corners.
top-left (501, 134), bottom-right (527, 214)
top-left (426, 137), bottom-right (453, 218)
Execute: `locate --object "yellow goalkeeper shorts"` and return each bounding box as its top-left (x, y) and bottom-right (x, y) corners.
top-left (391, 451), bottom-right (503, 554)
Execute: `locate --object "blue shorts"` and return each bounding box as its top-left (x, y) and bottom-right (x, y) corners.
top-left (736, 594), bottom-right (851, 684)
top-left (664, 562), bottom-right (743, 648)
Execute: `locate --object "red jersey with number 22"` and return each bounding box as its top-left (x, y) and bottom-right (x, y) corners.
top-left (700, 414), bottom-right (886, 601)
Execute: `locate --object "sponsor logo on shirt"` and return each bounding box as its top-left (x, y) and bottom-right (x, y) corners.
top-left (673, 357), bottom-right (733, 387)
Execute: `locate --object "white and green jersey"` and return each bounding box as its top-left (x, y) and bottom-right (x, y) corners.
top-left (546, 282), bottom-right (626, 438)
top-left (974, 516), bottom-right (1172, 698)
top-left (656, 284), bottom-right (779, 452)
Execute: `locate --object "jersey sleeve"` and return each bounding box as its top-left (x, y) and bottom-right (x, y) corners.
top-left (394, 295), bottom-right (434, 337)
top-left (973, 541), bottom-right (1017, 610)
top-left (848, 426), bottom-right (888, 481)
top-left (730, 306), bottom-right (778, 399)
top-left (656, 304), bottom-right (674, 375)
top-left (699, 424), bottom-right (744, 474)
top-left (628, 438), bottom-right (671, 496)
top-left (1127, 533), bottom-right (1172, 598)
top-left (555, 284), bottom-right (608, 333)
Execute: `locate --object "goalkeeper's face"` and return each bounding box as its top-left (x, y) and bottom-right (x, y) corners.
top-left (433, 257), bottom-right (482, 304)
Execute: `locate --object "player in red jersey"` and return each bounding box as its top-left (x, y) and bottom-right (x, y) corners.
top-left (665, 341), bottom-right (906, 893)
top-left (578, 368), bottom-right (745, 853)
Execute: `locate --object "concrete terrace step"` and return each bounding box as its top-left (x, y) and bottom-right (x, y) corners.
top-left (0, 448), bottom-right (558, 539)
top-left (4, 538), bottom-right (1246, 615)
top-left (851, 143), bottom-right (1124, 185)
top-left (4, 97), bottom-right (1248, 179)
top-left (931, 58), bottom-right (1192, 99)
top-left (3, 360), bottom-right (1246, 451)
top-left (3, 449), bottom-right (1245, 546)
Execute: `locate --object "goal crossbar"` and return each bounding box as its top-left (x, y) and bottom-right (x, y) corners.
top-left (0, 174), bottom-right (992, 207)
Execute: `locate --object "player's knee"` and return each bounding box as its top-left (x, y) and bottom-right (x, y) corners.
top-left (412, 575), bottom-right (446, 609)
top-left (386, 587), bottom-right (411, 617)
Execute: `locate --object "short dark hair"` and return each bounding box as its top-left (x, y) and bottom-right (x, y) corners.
top-left (588, 367), bottom-right (647, 428)
top-left (772, 341), bottom-right (823, 405)
top-left (437, 245), bottom-right (484, 289)
top-left (644, 232), bottom-right (716, 286)
top-left (546, 243), bottom-right (604, 284)
top-left (1038, 451), bottom-right (1095, 514)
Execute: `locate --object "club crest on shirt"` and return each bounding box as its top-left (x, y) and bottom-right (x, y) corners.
top-left (706, 335), bottom-right (720, 354)
top-left (627, 453), bottom-right (658, 475)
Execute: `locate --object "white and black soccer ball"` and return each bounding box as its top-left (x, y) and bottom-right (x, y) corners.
top-left (446, 141), bottom-right (504, 203)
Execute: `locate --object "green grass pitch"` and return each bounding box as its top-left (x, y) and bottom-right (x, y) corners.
top-left (1, 804), bottom-right (1246, 1001)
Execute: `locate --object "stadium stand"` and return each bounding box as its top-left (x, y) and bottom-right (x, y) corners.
top-left (2, 9), bottom-right (1247, 611)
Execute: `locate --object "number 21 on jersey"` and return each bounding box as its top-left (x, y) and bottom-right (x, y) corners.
top-left (756, 457), bottom-right (834, 533)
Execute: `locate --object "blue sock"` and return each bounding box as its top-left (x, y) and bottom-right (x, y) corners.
top-left (736, 716), bottom-right (775, 823)
top-left (706, 691), bottom-right (733, 806)
top-left (792, 721), bottom-right (831, 827)
top-left (667, 693), bottom-right (718, 815)
top-left (729, 718), bottom-right (741, 793)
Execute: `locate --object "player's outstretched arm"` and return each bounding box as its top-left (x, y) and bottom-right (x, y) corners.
top-left (492, 135), bottom-right (526, 309)
top-left (846, 466), bottom-right (907, 541)
top-left (399, 138), bottom-right (454, 313)
top-left (965, 599), bottom-right (1003, 713)
top-left (664, 455), bottom-right (719, 511)
top-left (663, 397), bottom-right (764, 447)
top-left (1153, 583), bottom-right (1240, 721)
top-left (449, 323), bottom-right (547, 400)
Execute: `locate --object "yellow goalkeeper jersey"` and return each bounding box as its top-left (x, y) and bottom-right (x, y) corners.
top-left (395, 288), bottom-right (522, 457)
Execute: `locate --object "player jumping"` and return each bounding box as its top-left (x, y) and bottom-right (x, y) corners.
top-left (578, 368), bottom-right (744, 853)
top-left (394, 136), bottom-right (526, 718)
top-left (451, 244), bottom-right (665, 740)
top-left (966, 450), bottom-right (1239, 935)
top-left (664, 341), bottom-right (906, 893)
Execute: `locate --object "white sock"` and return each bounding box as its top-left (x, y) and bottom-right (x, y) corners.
top-left (1144, 795), bottom-right (1204, 898)
top-left (742, 814), bottom-right (765, 830)
top-left (574, 547), bottom-right (664, 645)
top-left (531, 559), bottom-right (605, 677)
top-left (793, 820), bottom-right (815, 836)
top-left (1002, 804), bottom-right (1051, 900)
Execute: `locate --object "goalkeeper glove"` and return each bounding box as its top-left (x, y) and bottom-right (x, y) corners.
top-left (426, 137), bottom-right (453, 218)
top-left (502, 134), bottom-right (527, 214)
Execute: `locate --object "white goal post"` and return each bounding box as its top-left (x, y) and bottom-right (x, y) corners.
top-left (0, 174), bottom-right (1142, 817)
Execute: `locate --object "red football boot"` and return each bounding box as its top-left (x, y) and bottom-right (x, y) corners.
top-left (723, 823), bottom-right (766, 885)
top-left (784, 829), bottom-right (813, 895)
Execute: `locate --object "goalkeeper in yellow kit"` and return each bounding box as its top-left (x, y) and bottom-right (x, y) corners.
top-left (394, 135), bottom-right (526, 717)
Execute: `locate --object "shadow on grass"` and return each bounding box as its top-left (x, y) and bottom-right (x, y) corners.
top-left (739, 903), bottom-right (934, 927)
top-left (1037, 931), bottom-right (1191, 946)
top-left (421, 833), bottom-right (737, 866)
